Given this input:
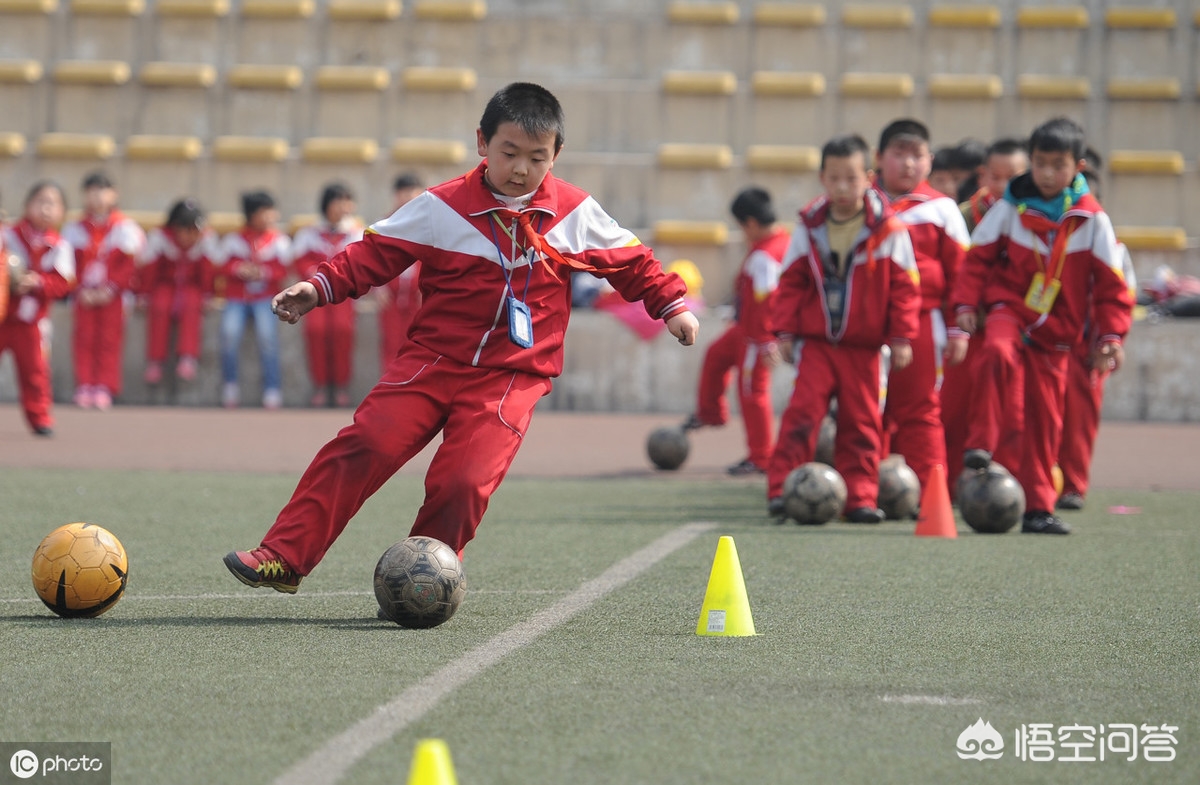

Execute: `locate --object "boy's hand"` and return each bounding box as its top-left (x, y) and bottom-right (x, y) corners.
top-left (666, 311), bottom-right (699, 346)
top-left (759, 341), bottom-right (782, 368)
top-left (14, 270), bottom-right (40, 296)
top-left (944, 335), bottom-right (969, 365)
top-left (1092, 341), bottom-right (1124, 373)
top-left (777, 338), bottom-right (795, 364)
top-left (889, 340), bottom-right (913, 371)
top-left (956, 309), bottom-right (978, 334)
top-left (271, 282), bottom-right (319, 324)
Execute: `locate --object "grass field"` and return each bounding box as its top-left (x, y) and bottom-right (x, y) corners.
top-left (1, 466), bottom-right (1197, 784)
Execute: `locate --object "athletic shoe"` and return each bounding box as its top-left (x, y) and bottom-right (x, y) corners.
top-left (32, 425), bottom-right (53, 437)
top-left (93, 387), bottom-right (112, 411)
top-left (963, 449), bottom-right (992, 471)
top-left (1056, 492), bottom-right (1085, 511)
top-left (176, 356), bottom-right (198, 381)
top-left (1022, 510), bottom-right (1072, 535)
top-left (144, 362), bottom-right (163, 385)
top-left (726, 458), bottom-right (765, 476)
top-left (73, 385), bottom-right (95, 409)
top-left (334, 388), bottom-right (352, 408)
top-left (680, 414), bottom-right (706, 432)
top-left (221, 382), bottom-right (240, 409)
top-left (309, 389), bottom-right (329, 408)
top-left (845, 507), bottom-right (884, 524)
top-left (263, 388), bottom-right (283, 410)
top-left (767, 496), bottom-right (786, 521)
top-left (223, 547), bottom-right (302, 593)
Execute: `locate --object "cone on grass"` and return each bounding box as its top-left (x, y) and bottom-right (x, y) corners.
top-left (695, 535), bottom-right (756, 636)
top-left (406, 739), bottom-right (458, 785)
top-left (914, 463), bottom-right (957, 539)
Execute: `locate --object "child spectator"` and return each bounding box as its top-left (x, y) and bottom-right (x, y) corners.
top-left (927, 147), bottom-right (958, 198)
top-left (959, 138), bottom-right (1029, 233)
top-left (0, 181), bottom-right (75, 435)
top-left (223, 82), bottom-right (698, 593)
top-left (212, 190), bottom-right (291, 409)
top-left (952, 117), bottom-right (1134, 534)
top-left (62, 172), bottom-right (145, 410)
top-left (949, 138), bottom-right (988, 203)
top-left (766, 134), bottom-right (920, 523)
top-left (375, 173), bottom-right (425, 370)
top-left (682, 186), bottom-right (789, 475)
top-left (874, 119), bottom-right (972, 496)
top-left (137, 198), bottom-right (217, 387)
top-left (292, 183), bottom-right (364, 407)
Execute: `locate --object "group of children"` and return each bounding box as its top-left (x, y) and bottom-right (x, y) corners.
top-left (0, 172), bottom-right (429, 435)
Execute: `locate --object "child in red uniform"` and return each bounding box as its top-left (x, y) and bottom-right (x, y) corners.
top-left (766, 134), bottom-right (920, 523)
top-left (375, 173), bottom-right (426, 371)
top-left (62, 172), bottom-right (145, 410)
top-left (137, 198), bottom-right (217, 386)
top-left (224, 82), bottom-right (698, 593)
top-left (952, 117), bottom-right (1134, 534)
top-left (682, 186), bottom-right (788, 475)
top-left (0, 181), bottom-right (75, 435)
top-left (874, 120), bottom-right (972, 497)
top-left (292, 183), bottom-right (364, 407)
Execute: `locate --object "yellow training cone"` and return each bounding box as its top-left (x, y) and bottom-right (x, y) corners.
top-left (406, 739), bottom-right (459, 785)
top-left (695, 535), bottom-right (756, 636)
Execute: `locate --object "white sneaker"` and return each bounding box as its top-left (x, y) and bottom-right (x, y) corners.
top-left (262, 388), bottom-right (283, 410)
top-left (222, 382), bottom-right (240, 409)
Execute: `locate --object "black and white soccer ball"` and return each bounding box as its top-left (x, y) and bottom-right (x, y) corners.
top-left (374, 536), bottom-right (466, 628)
top-left (877, 454), bottom-right (921, 520)
top-left (646, 426), bottom-right (689, 470)
top-left (957, 464), bottom-right (1026, 534)
top-left (782, 462), bottom-right (848, 525)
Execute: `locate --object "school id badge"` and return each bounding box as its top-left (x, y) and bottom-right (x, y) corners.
top-left (1024, 272), bottom-right (1061, 315)
top-left (507, 295), bottom-right (534, 348)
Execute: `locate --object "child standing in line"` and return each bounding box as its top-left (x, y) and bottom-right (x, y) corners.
top-left (62, 172), bottom-right (145, 410)
top-left (137, 198), bottom-right (218, 387)
top-left (212, 190), bottom-right (291, 409)
top-left (224, 82), bottom-right (697, 594)
top-left (374, 173), bottom-right (426, 371)
top-left (0, 181), bottom-right (75, 435)
top-left (767, 134), bottom-right (920, 523)
top-left (952, 117), bottom-right (1134, 534)
top-left (292, 183), bottom-right (364, 407)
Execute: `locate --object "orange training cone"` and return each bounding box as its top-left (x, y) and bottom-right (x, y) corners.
top-left (696, 535), bottom-right (756, 636)
top-left (406, 739), bottom-right (459, 785)
top-left (914, 463), bottom-right (957, 539)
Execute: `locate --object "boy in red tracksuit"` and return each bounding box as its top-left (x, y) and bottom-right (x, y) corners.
top-left (873, 119), bottom-right (972, 496)
top-left (292, 183), bottom-right (364, 407)
top-left (137, 198), bottom-right (217, 386)
top-left (952, 117), bottom-right (1134, 535)
top-left (375, 173), bottom-right (426, 371)
top-left (767, 134), bottom-right (921, 524)
top-left (682, 186), bottom-right (789, 475)
top-left (0, 181), bottom-right (75, 436)
top-left (62, 172), bottom-right (145, 410)
top-left (224, 82), bottom-right (699, 594)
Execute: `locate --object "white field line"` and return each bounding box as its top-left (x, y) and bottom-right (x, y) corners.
top-left (879, 694), bottom-right (983, 706)
top-left (0, 589), bottom-right (560, 604)
top-left (273, 521), bottom-right (718, 785)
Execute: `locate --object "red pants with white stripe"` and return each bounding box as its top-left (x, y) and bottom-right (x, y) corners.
top-left (72, 299), bottom-right (126, 395)
top-left (0, 319), bottom-right (54, 431)
top-left (302, 299), bottom-right (357, 387)
top-left (881, 309), bottom-right (947, 493)
top-left (694, 322), bottom-right (775, 468)
top-left (145, 285), bottom-right (205, 362)
top-left (965, 311), bottom-right (1068, 514)
top-left (261, 343), bottom-right (552, 574)
top-left (1058, 344), bottom-right (1105, 498)
top-left (768, 340), bottom-right (882, 512)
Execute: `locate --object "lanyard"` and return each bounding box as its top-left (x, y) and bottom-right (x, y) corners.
top-left (1031, 223), bottom-right (1075, 285)
top-left (488, 212), bottom-right (537, 303)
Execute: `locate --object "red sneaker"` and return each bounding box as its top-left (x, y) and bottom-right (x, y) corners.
top-left (223, 547), bottom-right (302, 593)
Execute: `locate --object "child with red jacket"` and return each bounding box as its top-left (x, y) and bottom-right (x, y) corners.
top-left (375, 173), bottom-right (425, 371)
top-left (767, 134), bottom-right (921, 523)
top-left (62, 172), bottom-right (145, 410)
top-left (0, 181), bottom-right (75, 435)
top-left (952, 118), bottom-right (1134, 534)
top-left (224, 82), bottom-right (698, 594)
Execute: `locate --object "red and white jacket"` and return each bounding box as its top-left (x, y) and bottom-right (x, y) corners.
top-left (884, 180), bottom-right (971, 332)
top-left (214, 228), bottom-right (291, 301)
top-left (1, 219), bottom-right (76, 325)
top-left (136, 227), bottom-right (220, 293)
top-left (307, 161), bottom-right (688, 378)
top-left (952, 176), bottom-right (1133, 351)
top-left (734, 228), bottom-right (789, 346)
top-left (291, 219), bottom-right (363, 280)
top-left (772, 189), bottom-right (921, 349)
top-left (61, 210), bottom-right (145, 300)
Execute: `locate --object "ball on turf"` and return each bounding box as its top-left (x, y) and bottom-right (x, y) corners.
top-left (31, 522), bottom-right (128, 618)
top-left (646, 426), bottom-right (689, 470)
top-left (374, 536), bottom-right (466, 628)
top-left (877, 454), bottom-right (921, 520)
top-left (782, 462), bottom-right (848, 525)
top-left (957, 464), bottom-right (1026, 534)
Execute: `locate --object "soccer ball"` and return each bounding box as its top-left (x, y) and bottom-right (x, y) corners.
top-left (374, 536), bottom-right (466, 629)
top-left (31, 522), bottom-right (128, 618)
top-left (957, 464), bottom-right (1026, 534)
top-left (877, 454), bottom-right (921, 520)
top-left (782, 462), bottom-right (848, 525)
top-left (646, 426), bottom-right (689, 470)
top-left (814, 416), bottom-right (836, 466)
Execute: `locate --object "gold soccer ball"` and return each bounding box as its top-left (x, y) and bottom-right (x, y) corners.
top-left (31, 523), bottom-right (129, 618)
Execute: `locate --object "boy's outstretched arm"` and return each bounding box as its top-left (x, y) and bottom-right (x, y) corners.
top-left (271, 281), bottom-right (319, 324)
top-left (666, 310), bottom-right (699, 345)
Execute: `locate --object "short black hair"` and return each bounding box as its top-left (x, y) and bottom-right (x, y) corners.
top-left (166, 198), bottom-right (206, 230)
top-left (878, 118), bottom-right (929, 152)
top-left (392, 172), bottom-right (424, 192)
top-left (241, 189), bottom-right (276, 221)
top-left (319, 182), bottom-right (355, 216)
top-left (81, 170), bottom-right (114, 191)
top-left (821, 134), bottom-right (871, 171)
top-left (730, 186), bottom-right (776, 225)
top-left (25, 180), bottom-right (66, 208)
top-left (986, 137), bottom-right (1028, 159)
top-left (479, 82), bottom-right (565, 152)
top-left (1081, 168), bottom-right (1102, 202)
top-left (949, 139), bottom-right (986, 171)
top-left (930, 146), bottom-right (956, 173)
top-left (1082, 146), bottom-right (1103, 172)
top-left (1029, 117), bottom-right (1086, 160)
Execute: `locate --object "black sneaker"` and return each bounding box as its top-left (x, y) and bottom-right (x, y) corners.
top-left (845, 507), bottom-right (884, 524)
top-left (963, 449), bottom-right (992, 471)
top-left (32, 425), bottom-right (53, 437)
top-left (1056, 492), bottom-right (1085, 511)
top-left (680, 414), bottom-right (705, 432)
top-left (1022, 510), bottom-right (1072, 535)
top-left (767, 496), bottom-right (786, 522)
top-left (726, 458), bottom-right (765, 476)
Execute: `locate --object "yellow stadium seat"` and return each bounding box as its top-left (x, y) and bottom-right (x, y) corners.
top-left (139, 62), bottom-right (217, 89)
top-left (662, 71), bottom-right (738, 96)
top-left (240, 0), bottom-right (314, 18)
top-left (1108, 151), bottom-right (1186, 176)
top-left (0, 132), bottom-right (26, 157)
top-left (53, 60), bottom-right (131, 85)
top-left (412, 0), bottom-right (486, 21)
top-left (1016, 75), bottom-right (1090, 100)
top-left (327, 0), bottom-right (400, 20)
top-left (928, 73), bottom-right (1003, 99)
top-left (212, 136), bottom-right (290, 162)
top-left (928, 4), bottom-right (1000, 28)
top-left (1107, 78), bottom-right (1181, 101)
top-left (745, 145), bottom-right (820, 172)
top-left (753, 3), bottom-right (824, 27)
top-left (1115, 226), bottom-right (1187, 251)
top-left (0, 0), bottom-right (57, 11)
top-left (36, 132), bottom-right (116, 159)
top-left (0, 60), bottom-right (42, 84)
top-left (227, 64), bottom-right (303, 90)
top-left (390, 138), bottom-right (467, 165)
top-left (652, 220), bottom-right (729, 246)
top-left (69, 0), bottom-right (142, 14)
top-left (154, 0), bottom-right (229, 16)
top-left (401, 67), bottom-right (476, 91)
top-left (839, 72), bottom-right (914, 98)
top-left (300, 137), bottom-right (379, 164)
top-left (1105, 8), bottom-right (1175, 29)
top-left (122, 210), bottom-right (168, 232)
top-left (206, 212), bottom-right (245, 235)
top-left (657, 144), bottom-right (733, 170)
top-left (841, 3), bottom-right (913, 28)
top-left (667, 1), bottom-right (738, 25)
top-left (125, 135), bottom-right (204, 161)
top-left (315, 65), bottom-right (391, 91)
top-left (1017, 6), bottom-right (1089, 28)
top-left (750, 71), bottom-right (825, 97)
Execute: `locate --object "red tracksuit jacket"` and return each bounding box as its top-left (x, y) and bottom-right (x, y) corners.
top-left (734, 229), bottom-right (789, 345)
top-left (214, 229), bottom-right (291, 302)
top-left (887, 180), bottom-right (970, 327)
top-left (1, 220), bottom-right (76, 325)
top-left (61, 211), bottom-right (143, 298)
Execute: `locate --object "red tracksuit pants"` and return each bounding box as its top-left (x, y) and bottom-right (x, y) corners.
top-left (695, 322), bottom-right (775, 468)
top-left (1058, 345), bottom-right (1105, 498)
top-left (261, 343), bottom-right (552, 574)
top-left (72, 299), bottom-right (125, 395)
top-left (964, 311), bottom-right (1069, 514)
top-left (768, 341), bottom-right (882, 512)
top-left (881, 309), bottom-right (947, 493)
top-left (0, 319), bottom-right (53, 431)
top-left (302, 299), bottom-right (357, 388)
top-left (145, 285), bottom-right (205, 362)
